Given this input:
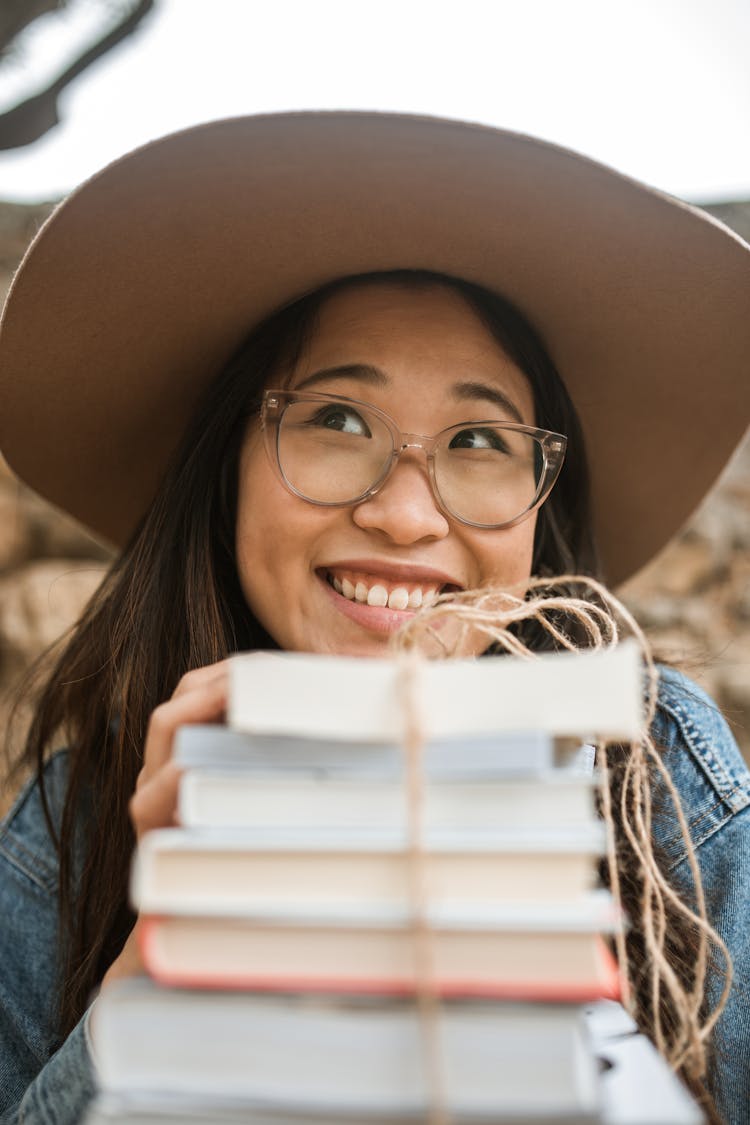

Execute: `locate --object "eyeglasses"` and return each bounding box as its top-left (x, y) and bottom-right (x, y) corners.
top-left (260, 389), bottom-right (567, 530)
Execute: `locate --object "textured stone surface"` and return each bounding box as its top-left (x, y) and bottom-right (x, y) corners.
top-left (0, 558), bottom-right (107, 673)
top-left (1, 198), bottom-right (749, 763)
top-left (620, 432), bottom-right (750, 755)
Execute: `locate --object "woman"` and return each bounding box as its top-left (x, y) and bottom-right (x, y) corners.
top-left (0, 113), bottom-right (749, 1124)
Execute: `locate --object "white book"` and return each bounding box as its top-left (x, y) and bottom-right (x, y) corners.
top-left (177, 769), bottom-right (598, 833)
top-left (173, 724), bottom-right (572, 779)
top-left (585, 1001), bottom-right (704, 1124)
top-left (86, 995), bottom-right (703, 1124)
top-left (131, 825), bottom-right (609, 916)
top-left (228, 642), bottom-right (642, 743)
top-left (91, 978), bottom-right (602, 1119)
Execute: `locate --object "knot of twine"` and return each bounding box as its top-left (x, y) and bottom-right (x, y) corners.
top-left (393, 574), bottom-right (731, 1119)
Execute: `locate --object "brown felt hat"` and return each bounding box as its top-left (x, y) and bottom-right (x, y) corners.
top-left (1, 111), bottom-right (748, 585)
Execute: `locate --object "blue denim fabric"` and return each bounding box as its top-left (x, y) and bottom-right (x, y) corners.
top-left (0, 750), bottom-right (96, 1123)
top-left (650, 668), bottom-right (750, 1125)
top-left (0, 666), bottom-right (748, 1124)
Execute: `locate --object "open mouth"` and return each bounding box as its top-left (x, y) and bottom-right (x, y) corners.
top-left (322, 569), bottom-right (460, 611)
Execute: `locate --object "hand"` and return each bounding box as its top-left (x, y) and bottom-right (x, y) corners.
top-left (100, 660), bottom-right (229, 990)
top-left (130, 659), bottom-right (230, 840)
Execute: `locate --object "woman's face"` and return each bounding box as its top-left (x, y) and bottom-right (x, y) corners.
top-left (236, 282), bottom-right (538, 657)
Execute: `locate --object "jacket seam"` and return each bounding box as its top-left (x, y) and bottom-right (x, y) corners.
top-left (0, 830), bottom-right (58, 891)
top-left (657, 696), bottom-right (750, 807)
top-left (665, 807), bottom-right (736, 872)
top-left (687, 784), bottom-right (745, 831)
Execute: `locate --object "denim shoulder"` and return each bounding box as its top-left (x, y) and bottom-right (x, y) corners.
top-left (650, 664), bottom-right (750, 870)
top-left (0, 750), bottom-right (69, 892)
top-left (0, 749), bottom-right (69, 1108)
top-left (650, 668), bottom-right (750, 1120)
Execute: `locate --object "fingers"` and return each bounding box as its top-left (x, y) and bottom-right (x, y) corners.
top-left (138, 663), bottom-right (229, 781)
top-left (129, 660), bottom-right (229, 841)
top-left (129, 758), bottom-right (184, 839)
top-left (109, 662), bottom-right (232, 991)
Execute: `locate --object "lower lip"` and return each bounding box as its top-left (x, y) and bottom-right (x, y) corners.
top-left (318, 573), bottom-right (418, 635)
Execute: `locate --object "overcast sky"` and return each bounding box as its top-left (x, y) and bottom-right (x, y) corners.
top-left (0, 0), bottom-right (748, 204)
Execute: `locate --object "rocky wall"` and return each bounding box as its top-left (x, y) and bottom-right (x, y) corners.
top-left (1, 199), bottom-right (749, 801)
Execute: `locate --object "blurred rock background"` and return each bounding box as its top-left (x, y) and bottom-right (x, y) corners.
top-left (1, 204), bottom-right (113, 796)
top-left (2, 198), bottom-right (749, 775)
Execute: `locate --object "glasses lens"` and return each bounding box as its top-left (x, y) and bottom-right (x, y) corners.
top-left (435, 424), bottom-right (545, 526)
top-left (277, 398), bottom-right (393, 503)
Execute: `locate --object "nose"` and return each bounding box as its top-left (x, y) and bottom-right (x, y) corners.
top-left (351, 447), bottom-right (450, 544)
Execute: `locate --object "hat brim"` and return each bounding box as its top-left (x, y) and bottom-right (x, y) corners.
top-left (1, 112), bottom-right (748, 585)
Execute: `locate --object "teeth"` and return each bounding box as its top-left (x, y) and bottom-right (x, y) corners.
top-left (388, 587), bottom-right (409, 611)
top-left (328, 572), bottom-right (445, 611)
top-left (341, 577), bottom-right (355, 599)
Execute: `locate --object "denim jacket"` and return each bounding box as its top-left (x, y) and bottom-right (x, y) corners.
top-left (1, 667), bottom-right (749, 1124)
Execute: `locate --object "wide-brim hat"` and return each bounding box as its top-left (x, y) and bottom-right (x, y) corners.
top-left (1, 111), bottom-right (748, 586)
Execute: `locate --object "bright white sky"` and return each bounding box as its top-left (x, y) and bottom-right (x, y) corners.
top-left (0, 0), bottom-right (748, 204)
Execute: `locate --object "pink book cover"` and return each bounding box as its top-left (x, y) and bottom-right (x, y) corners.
top-left (138, 916), bottom-right (622, 1003)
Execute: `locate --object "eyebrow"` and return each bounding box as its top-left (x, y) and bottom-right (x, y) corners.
top-left (294, 365), bottom-right (525, 424)
top-left (451, 380), bottom-right (525, 425)
top-left (294, 364), bottom-right (388, 391)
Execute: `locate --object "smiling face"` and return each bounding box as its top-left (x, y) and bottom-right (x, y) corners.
top-left (235, 281), bottom-right (539, 656)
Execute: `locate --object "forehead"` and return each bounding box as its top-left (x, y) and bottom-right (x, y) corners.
top-left (288, 282), bottom-right (536, 419)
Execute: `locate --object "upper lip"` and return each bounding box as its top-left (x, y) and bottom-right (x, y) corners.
top-left (319, 559), bottom-right (465, 589)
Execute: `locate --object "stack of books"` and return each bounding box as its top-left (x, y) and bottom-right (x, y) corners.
top-left (87, 642), bottom-right (703, 1123)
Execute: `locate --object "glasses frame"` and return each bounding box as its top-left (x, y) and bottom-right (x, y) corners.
top-left (260, 388), bottom-right (567, 530)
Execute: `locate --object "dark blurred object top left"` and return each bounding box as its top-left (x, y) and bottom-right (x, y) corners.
top-left (0, 0), bottom-right (155, 150)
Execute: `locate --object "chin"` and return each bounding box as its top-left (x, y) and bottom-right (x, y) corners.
top-left (307, 632), bottom-right (394, 660)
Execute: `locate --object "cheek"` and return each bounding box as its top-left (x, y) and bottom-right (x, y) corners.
top-left (235, 435), bottom-right (288, 602)
top-left (470, 515), bottom-right (538, 589)
top-left (424, 520), bottom-right (537, 660)
top-left (234, 435), bottom-right (329, 645)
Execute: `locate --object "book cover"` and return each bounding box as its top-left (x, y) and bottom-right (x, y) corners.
top-left (131, 826), bottom-right (608, 915)
top-left (177, 769), bottom-right (598, 833)
top-left (92, 977), bottom-right (602, 1117)
top-left (173, 723), bottom-right (573, 779)
top-left (137, 902), bottom-right (622, 1001)
top-left (228, 642), bottom-right (642, 742)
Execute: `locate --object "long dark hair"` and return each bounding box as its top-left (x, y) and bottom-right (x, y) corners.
top-left (13, 270), bottom-right (718, 1117)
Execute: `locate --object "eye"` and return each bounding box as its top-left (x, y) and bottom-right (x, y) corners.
top-left (448, 426), bottom-right (510, 452)
top-left (309, 405), bottom-right (372, 437)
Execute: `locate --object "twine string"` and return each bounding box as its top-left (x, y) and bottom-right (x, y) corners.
top-left (398, 650), bottom-right (449, 1125)
top-left (393, 574), bottom-right (732, 1082)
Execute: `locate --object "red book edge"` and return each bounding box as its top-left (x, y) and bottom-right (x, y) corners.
top-left (138, 916), bottom-right (621, 1003)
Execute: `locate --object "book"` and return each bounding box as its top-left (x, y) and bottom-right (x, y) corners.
top-left (228, 642), bottom-right (642, 742)
top-left (86, 1104), bottom-right (597, 1125)
top-left (92, 643), bottom-right (700, 1124)
top-left (84, 999), bottom-right (706, 1120)
top-left (92, 641), bottom-right (700, 1124)
top-left (137, 897), bottom-right (621, 1000)
top-left (173, 723), bottom-right (579, 779)
top-left (133, 645), bottom-right (628, 1003)
top-left (131, 826), bottom-right (608, 915)
top-left (177, 768), bottom-right (598, 833)
top-left (584, 1000), bottom-right (704, 1124)
top-left (90, 977), bottom-right (602, 1119)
